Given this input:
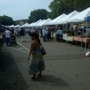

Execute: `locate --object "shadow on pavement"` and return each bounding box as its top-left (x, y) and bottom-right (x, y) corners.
top-left (36, 75), bottom-right (70, 87)
top-left (0, 49), bottom-right (29, 90)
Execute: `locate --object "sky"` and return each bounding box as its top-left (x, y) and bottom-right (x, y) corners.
top-left (0, 0), bottom-right (53, 20)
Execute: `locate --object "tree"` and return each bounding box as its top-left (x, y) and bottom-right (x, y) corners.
top-left (74, 0), bottom-right (90, 11)
top-left (49, 0), bottom-right (61, 19)
top-left (49, 0), bottom-right (90, 19)
top-left (28, 9), bottom-right (48, 23)
top-left (0, 15), bottom-right (15, 25)
top-left (49, 0), bottom-right (76, 19)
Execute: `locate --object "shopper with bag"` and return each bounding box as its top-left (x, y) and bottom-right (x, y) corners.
top-left (20, 28), bottom-right (26, 42)
top-left (28, 32), bottom-right (46, 79)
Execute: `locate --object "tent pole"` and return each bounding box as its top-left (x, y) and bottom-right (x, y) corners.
top-left (66, 23), bottom-right (68, 43)
top-left (81, 23), bottom-right (83, 49)
top-left (85, 21), bottom-right (87, 52)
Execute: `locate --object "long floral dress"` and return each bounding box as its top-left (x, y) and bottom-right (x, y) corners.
top-left (29, 40), bottom-right (45, 75)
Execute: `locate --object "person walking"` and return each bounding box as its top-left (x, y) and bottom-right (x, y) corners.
top-left (28, 32), bottom-right (45, 79)
top-left (20, 28), bottom-right (26, 42)
top-left (42, 28), bottom-right (46, 42)
top-left (56, 28), bottom-right (63, 42)
top-left (4, 29), bottom-right (12, 46)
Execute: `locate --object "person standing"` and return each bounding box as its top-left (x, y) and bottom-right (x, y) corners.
top-left (5, 29), bottom-right (12, 46)
top-left (28, 32), bottom-right (45, 79)
top-left (20, 28), bottom-right (26, 42)
top-left (42, 28), bottom-right (46, 42)
top-left (57, 28), bottom-right (63, 42)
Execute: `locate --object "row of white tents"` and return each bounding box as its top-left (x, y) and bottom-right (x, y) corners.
top-left (9, 18), bottom-right (52, 28)
top-left (9, 7), bottom-right (90, 28)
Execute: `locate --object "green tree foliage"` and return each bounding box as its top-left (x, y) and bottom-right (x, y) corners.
top-left (74, 0), bottom-right (90, 11)
top-left (0, 15), bottom-right (15, 25)
top-left (49, 0), bottom-right (90, 19)
top-left (28, 9), bottom-right (48, 23)
top-left (49, 0), bottom-right (61, 19)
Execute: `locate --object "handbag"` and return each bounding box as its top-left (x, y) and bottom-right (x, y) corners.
top-left (40, 45), bottom-right (46, 55)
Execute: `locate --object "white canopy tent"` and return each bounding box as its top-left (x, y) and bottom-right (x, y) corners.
top-left (38, 18), bottom-right (52, 26)
top-left (43, 18), bottom-right (52, 26)
top-left (32, 19), bottom-right (42, 27)
top-left (35, 20), bottom-right (44, 27)
top-left (29, 22), bottom-right (35, 27)
top-left (15, 25), bottom-right (21, 28)
top-left (36, 20), bottom-right (46, 27)
top-left (68, 7), bottom-right (90, 23)
top-left (56, 10), bottom-right (79, 24)
top-left (30, 22), bottom-right (36, 27)
top-left (67, 7), bottom-right (90, 52)
top-left (9, 25), bottom-right (15, 28)
top-left (22, 23), bottom-right (30, 27)
top-left (49, 14), bottom-right (67, 25)
top-left (54, 10), bottom-right (79, 44)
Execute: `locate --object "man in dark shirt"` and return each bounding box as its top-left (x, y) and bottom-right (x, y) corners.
top-left (20, 28), bottom-right (26, 42)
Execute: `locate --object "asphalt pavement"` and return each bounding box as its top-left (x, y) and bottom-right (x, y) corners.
top-left (0, 36), bottom-right (90, 90)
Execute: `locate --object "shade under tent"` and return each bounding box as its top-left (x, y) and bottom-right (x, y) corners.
top-left (67, 7), bottom-right (90, 52)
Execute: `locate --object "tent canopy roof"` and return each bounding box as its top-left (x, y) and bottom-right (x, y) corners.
top-left (68, 7), bottom-right (90, 23)
top-left (56, 10), bottom-right (79, 24)
top-left (36, 20), bottom-right (45, 26)
top-left (49, 13), bottom-right (67, 25)
top-left (43, 18), bottom-right (52, 25)
top-left (22, 23), bottom-right (30, 27)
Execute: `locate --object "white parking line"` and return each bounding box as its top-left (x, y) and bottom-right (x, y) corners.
top-left (10, 47), bottom-right (29, 54)
top-left (17, 42), bottom-right (30, 52)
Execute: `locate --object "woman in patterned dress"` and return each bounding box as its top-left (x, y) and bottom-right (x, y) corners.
top-left (28, 32), bottom-right (45, 79)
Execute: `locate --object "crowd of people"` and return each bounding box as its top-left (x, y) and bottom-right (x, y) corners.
top-left (41, 27), bottom-right (63, 42)
top-left (0, 23), bottom-right (90, 49)
top-left (0, 24), bottom-right (90, 79)
top-left (14, 27), bottom-right (64, 43)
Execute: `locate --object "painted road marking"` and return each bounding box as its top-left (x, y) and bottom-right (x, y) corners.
top-left (10, 47), bottom-right (29, 54)
top-left (17, 42), bottom-right (29, 52)
top-left (9, 41), bottom-right (30, 54)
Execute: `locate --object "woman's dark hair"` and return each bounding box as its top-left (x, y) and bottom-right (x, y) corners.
top-left (30, 32), bottom-right (41, 45)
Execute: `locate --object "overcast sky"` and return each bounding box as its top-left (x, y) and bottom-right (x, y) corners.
top-left (0, 0), bottom-right (53, 20)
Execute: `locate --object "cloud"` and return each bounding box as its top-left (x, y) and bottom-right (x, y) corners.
top-left (0, 0), bottom-right (53, 20)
